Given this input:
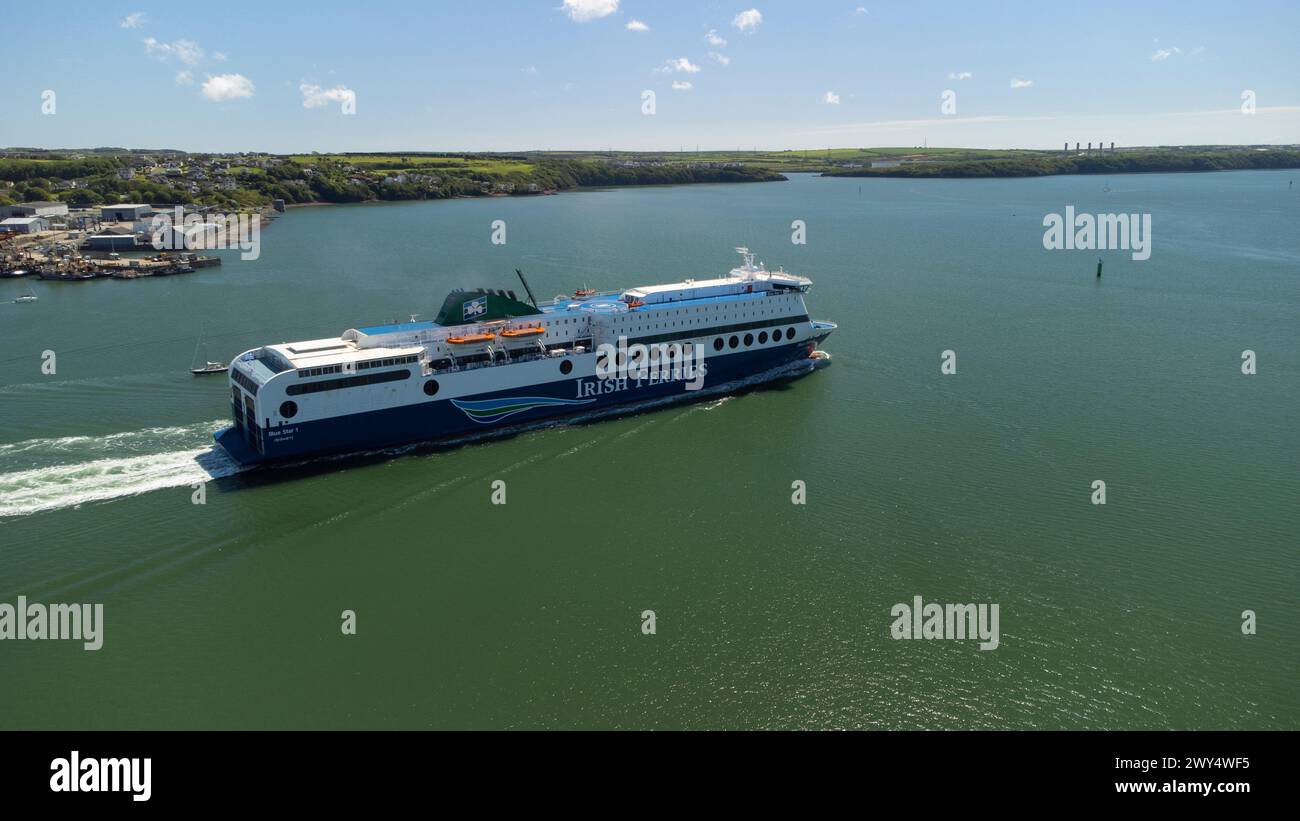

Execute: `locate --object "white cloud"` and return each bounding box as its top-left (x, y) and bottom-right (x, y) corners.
top-left (175, 70), bottom-right (193, 86)
top-left (708, 51), bottom-right (730, 66)
top-left (732, 9), bottom-right (762, 32)
top-left (658, 57), bottom-right (701, 74)
top-left (626, 19), bottom-right (648, 32)
top-left (300, 82), bottom-right (355, 109)
top-left (143, 37), bottom-right (205, 66)
top-left (120, 12), bottom-right (145, 29)
top-left (1150, 47), bottom-right (1182, 62)
top-left (672, 81), bottom-right (692, 91)
top-left (822, 91), bottom-right (841, 105)
top-left (202, 73), bottom-right (255, 102)
top-left (705, 29), bottom-right (727, 47)
top-left (522, 65), bottom-right (538, 75)
top-left (1009, 77), bottom-right (1033, 88)
top-left (948, 71), bottom-right (972, 80)
top-left (854, 6), bottom-right (868, 14)
top-left (214, 51), bottom-right (228, 62)
top-left (561, 0), bottom-right (619, 22)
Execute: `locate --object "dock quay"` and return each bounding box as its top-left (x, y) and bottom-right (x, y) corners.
top-left (2, 250), bottom-right (220, 280)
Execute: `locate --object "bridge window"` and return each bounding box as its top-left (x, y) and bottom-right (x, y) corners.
top-left (286, 368), bottom-right (411, 396)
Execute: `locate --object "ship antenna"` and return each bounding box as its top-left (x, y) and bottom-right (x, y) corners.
top-left (515, 268), bottom-right (539, 310)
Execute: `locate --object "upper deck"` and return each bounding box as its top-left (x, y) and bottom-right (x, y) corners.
top-left (236, 247), bottom-right (815, 383)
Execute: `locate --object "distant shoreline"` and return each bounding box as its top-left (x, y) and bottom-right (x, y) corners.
top-left (274, 162), bottom-right (1295, 214)
top-left (8, 147), bottom-right (1294, 215)
top-left (274, 175), bottom-right (789, 210)
top-left (822, 148), bottom-right (1300, 180)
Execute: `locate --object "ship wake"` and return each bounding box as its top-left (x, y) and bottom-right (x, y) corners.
top-left (0, 356), bottom-right (827, 517)
top-left (0, 420), bottom-right (241, 518)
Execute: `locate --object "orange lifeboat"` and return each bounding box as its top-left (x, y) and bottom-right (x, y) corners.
top-left (574, 287), bottom-right (596, 298)
top-left (499, 326), bottom-right (545, 339)
top-left (626, 299), bottom-right (646, 309)
top-left (446, 332), bottom-right (495, 344)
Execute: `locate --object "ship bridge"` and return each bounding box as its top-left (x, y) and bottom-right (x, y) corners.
top-left (260, 335), bottom-right (426, 379)
top-left (621, 247), bottom-right (812, 307)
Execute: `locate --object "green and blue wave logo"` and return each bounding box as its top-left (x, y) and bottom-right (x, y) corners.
top-left (451, 395), bottom-right (595, 424)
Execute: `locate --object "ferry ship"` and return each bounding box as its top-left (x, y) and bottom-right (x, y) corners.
top-left (214, 248), bottom-right (835, 465)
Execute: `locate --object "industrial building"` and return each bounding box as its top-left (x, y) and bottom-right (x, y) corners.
top-left (84, 228), bottom-right (139, 251)
top-left (0, 216), bottom-right (50, 233)
top-left (0, 201), bottom-right (69, 219)
top-left (100, 203), bottom-right (153, 221)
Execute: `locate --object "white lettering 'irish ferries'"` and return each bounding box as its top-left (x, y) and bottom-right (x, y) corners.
top-left (50, 752), bottom-right (151, 802)
top-left (0, 596), bottom-right (103, 650)
top-left (576, 362), bottom-right (709, 399)
top-left (591, 338), bottom-right (708, 392)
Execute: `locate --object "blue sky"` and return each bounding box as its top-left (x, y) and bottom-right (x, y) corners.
top-left (3, 0), bottom-right (1298, 152)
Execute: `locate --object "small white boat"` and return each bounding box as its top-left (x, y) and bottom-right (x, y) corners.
top-left (14, 289), bottom-right (37, 303)
top-left (191, 361), bottom-right (228, 375)
top-left (190, 323), bottom-right (227, 374)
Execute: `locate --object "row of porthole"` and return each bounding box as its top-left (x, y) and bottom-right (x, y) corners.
top-left (713, 326), bottom-right (796, 351)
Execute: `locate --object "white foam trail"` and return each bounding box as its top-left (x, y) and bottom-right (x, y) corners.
top-left (0, 359), bottom-right (825, 517)
top-left (0, 421), bottom-right (225, 464)
top-left (0, 421), bottom-right (242, 517)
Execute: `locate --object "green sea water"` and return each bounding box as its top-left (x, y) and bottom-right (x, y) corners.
top-left (0, 171), bottom-right (1295, 729)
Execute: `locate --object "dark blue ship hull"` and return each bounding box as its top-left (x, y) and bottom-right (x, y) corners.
top-left (215, 334), bottom-right (830, 466)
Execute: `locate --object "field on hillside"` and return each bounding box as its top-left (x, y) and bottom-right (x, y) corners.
top-left (288, 153), bottom-right (535, 175)
top-left (527, 146), bottom-right (1049, 172)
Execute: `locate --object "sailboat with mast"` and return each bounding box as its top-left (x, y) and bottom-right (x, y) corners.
top-left (190, 324), bottom-right (228, 375)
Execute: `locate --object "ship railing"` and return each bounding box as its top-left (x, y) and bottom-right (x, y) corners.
top-left (547, 290), bottom-right (620, 305)
top-left (425, 344), bottom-right (574, 376)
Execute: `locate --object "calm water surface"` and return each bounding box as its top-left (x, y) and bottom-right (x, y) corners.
top-left (1, 171), bottom-right (1296, 728)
